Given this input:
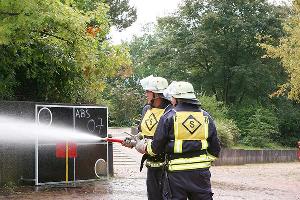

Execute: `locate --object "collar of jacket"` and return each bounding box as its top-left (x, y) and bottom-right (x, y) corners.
top-left (175, 102), bottom-right (201, 112)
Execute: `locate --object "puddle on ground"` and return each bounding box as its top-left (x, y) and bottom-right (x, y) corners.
top-left (0, 178), bottom-right (147, 200)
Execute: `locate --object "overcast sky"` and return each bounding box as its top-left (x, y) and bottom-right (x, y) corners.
top-left (110, 0), bottom-right (181, 44)
top-left (110, 0), bottom-right (291, 44)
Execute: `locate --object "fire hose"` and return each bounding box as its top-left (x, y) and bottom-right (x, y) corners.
top-left (101, 132), bottom-right (140, 147)
top-left (104, 137), bottom-right (124, 143)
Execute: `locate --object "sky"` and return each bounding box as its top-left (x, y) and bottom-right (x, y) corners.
top-left (110, 0), bottom-right (291, 44)
top-left (110, 0), bottom-right (182, 44)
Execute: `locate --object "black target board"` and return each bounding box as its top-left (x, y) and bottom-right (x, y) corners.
top-left (35, 105), bottom-right (108, 185)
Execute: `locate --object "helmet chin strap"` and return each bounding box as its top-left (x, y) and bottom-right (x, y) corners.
top-left (149, 93), bottom-right (161, 107)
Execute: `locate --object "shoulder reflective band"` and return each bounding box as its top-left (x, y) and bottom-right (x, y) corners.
top-left (201, 139), bottom-right (208, 150)
top-left (201, 115), bottom-right (209, 149)
top-left (141, 108), bottom-right (165, 137)
top-left (174, 140), bottom-right (183, 153)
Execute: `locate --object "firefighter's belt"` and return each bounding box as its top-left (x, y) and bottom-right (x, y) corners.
top-left (145, 160), bottom-right (164, 168)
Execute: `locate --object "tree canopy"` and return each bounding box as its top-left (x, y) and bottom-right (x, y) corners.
top-left (128, 0), bottom-right (300, 147)
top-left (263, 0), bottom-right (300, 102)
top-left (130, 0), bottom-right (288, 105)
top-left (74, 0), bottom-right (137, 30)
top-left (0, 0), bottom-right (132, 103)
top-left (0, 0), bottom-right (299, 147)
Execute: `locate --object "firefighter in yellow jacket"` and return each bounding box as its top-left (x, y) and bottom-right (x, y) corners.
top-left (123, 75), bottom-right (172, 200)
top-left (135, 81), bottom-right (221, 200)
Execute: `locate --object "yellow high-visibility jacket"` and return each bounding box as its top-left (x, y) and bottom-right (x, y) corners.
top-left (146, 102), bottom-right (221, 171)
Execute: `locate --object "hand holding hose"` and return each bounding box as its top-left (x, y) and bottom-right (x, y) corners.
top-left (122, 137), bottom-right (137, 148)
top-left (121, 132), bottom-right (143, 148)
top-left (135, 138), bottom-right (148, 154)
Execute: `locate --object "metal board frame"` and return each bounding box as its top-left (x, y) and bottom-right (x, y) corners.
top-left (34, 104), bottom-right (108, 185)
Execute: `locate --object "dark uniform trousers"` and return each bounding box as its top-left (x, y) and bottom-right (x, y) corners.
top-left (147, 167), bottom-right (164, 200)
top-left (168, 169), bottom-right (213, 200)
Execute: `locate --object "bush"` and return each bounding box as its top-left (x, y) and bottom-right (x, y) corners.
top-left (273, 98), bottom-right (300, 147)
top-left (199, 95), bottom-right (240, 147)
top-left (241, 107), bottom-right (280, 147)
top-left (199, 94), bottom-right (228, 120)
top-left (229, 104), bottom-right (257, 139)
top-left (215, 118), bottom-right (240, 147)
top-left (107, 90), bottom-right (241, 148)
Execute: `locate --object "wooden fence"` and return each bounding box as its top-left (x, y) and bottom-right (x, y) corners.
top-left (214, 148), bottom-right (299, 166)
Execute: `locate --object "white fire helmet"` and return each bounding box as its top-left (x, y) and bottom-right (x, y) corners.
top-left (163, 81), bottom-right (177, 101)
top-left (166, 81), bottom-right (196, 100)
top-left (140, 75), bottom-right (168, 93)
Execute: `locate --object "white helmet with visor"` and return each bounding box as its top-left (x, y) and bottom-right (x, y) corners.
top-left (166, 81), bottom-right (197, 100)
top-left (140, 75), bottom-right (168, 93)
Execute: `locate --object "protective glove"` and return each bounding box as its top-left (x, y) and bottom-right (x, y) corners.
top-left (135, 132), bottom-right (144, 140)
top-left (135, 138), bottom-right (147, 154)
top-left (135, 138), bottom-right (153, 155)
top-left (121, 132), bottom-right (143, 148)
top-left (121, 137), bottom-right (137, 148)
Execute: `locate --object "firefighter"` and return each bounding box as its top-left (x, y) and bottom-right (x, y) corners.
top-left (122, 75), bottom-right (172, 200)
top-left (135, 81), bottom-right (221, 200)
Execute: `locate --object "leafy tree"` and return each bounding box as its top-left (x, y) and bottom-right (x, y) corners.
top-left (106, 0), bottom-right (137, 30)
top-left (262, 0), bottom-right (300, 102)
top-left (0, 0), bottom-right (131, 103)
top-left (127, 0), bottom-right (298, 148)
top-left (73, 0), bottom-right (137, 30)
top-left (103, 76), bottom-right (144, 126)
top-left (130, 0), bottom-right (288, 105)
top-left (128, 34), bottom-right (162, 79)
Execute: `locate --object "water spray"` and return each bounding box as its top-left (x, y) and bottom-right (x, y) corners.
top-left (0, 115), bottom-right (134, 187)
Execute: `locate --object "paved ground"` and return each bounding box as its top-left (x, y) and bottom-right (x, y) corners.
top-left (0, 128), bottom-right (299, 200)
top-left (211, 163), bottom-right (300, 200)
